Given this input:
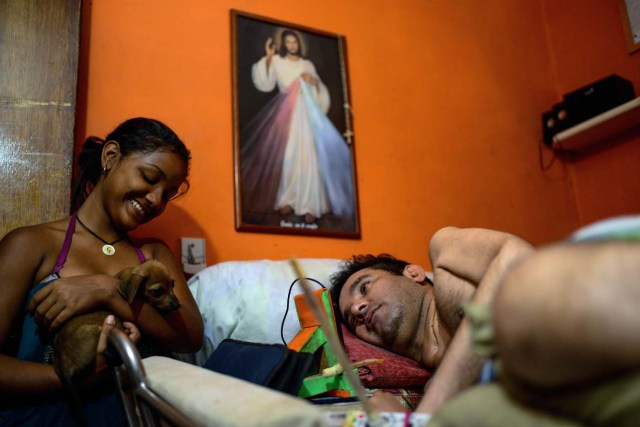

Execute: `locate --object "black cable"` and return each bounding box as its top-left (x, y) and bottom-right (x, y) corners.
top-left (539, 137), bottom-right (558, 171)
top-left (280, 277), bottom-right (325, 345)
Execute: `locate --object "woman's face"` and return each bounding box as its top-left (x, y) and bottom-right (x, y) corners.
top-left (284, 34), bottom-right (299, 55)
top-left (104, 150), bottom-right (187, 231)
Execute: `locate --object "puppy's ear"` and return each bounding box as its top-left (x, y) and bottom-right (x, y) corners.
top-left (115, 268), bottom-right (145, 303)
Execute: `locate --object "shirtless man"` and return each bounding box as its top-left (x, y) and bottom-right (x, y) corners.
top-left (329, 226), bottom-right (534, 413)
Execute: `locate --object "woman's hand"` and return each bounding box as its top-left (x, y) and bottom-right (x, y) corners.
top-left (95, 315), bottom-right (141, 371)
top-left (28, 274), bottom-right (118, 331)
top-left (81, 315), bottom-right (141, 387)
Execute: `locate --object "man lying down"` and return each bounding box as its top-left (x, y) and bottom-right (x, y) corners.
top-left (329, 216), bottom-right (640, 426)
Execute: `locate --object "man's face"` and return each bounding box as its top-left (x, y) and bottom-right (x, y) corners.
top-left (284, 34), bottom-right (299, 55)
top-left (338, 267), bottom-right (425, 352)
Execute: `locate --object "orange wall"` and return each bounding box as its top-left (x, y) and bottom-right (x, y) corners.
top-left (76, 1), bottom-right (630, 268)
top-left (541, 0), bottom-right (640, 225)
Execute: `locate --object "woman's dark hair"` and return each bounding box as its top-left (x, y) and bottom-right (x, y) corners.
top-left (278, 30), bottom-right (304, 58)
top-left (71, 117), bottom-right (191, 210)
top-left (329, 254), bottom-right (410, 323)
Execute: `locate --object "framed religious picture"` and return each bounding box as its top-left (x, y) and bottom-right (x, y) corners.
top-left (231, 10), bottom-right (360, 238)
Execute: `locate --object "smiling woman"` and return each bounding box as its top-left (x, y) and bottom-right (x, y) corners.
top-left (0, 117), bottom-right (204, 426)
top-left (72, 118), bottom-right (191, 216)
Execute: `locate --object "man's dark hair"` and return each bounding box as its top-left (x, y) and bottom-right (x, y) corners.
top-left (329, 254), bottom-right (410, 323)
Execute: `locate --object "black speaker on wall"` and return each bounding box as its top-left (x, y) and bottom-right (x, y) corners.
top-left (563, 74), bottom-right (635, 123)
top-left (542, 110), bottom-right (555, 146)
top-left (542, 102), bottom-right (575, 146)
top-left (541, 74), bottom-right (636, 148)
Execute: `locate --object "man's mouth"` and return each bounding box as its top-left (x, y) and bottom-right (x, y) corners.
top-left (365, 306), bottom-right (377, 330)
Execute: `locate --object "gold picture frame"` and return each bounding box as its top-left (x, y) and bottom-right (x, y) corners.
top-left (231, 10), bottom-right (360, 238)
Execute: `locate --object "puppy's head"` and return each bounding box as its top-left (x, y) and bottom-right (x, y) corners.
top-left (115, 259), bottom-right (180, 312)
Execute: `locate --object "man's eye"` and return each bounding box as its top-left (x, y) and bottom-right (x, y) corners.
top-left (359, 282), bottom-right (368, 295)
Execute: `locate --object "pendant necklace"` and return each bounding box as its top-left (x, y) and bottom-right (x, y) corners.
top-left (76, 216), bottom-right (125, 256)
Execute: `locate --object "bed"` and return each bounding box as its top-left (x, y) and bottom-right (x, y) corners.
top-left (151, 216), bottom-right (640, 426)
top-left (113, 255), bottom-right (637, 426)
top-left (178, 258), bottom-right (432, 408)
top-left (104, 258), bottom-right (433, 426)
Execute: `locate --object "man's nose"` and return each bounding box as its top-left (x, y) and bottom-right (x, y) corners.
top-left (351, 300), bottom-right (367, 319)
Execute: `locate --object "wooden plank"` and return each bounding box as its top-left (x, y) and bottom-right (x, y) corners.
top-left (0, 0), bottom-right (81, 236)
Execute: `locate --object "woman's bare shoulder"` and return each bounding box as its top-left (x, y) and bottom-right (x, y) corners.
top-left (1, 218), bottom-right (69, 261)
top-left (3, 218), bottom-right (67, 240)
top-left (129, 235), bottom-right (173, 260)
top-left (0, 219), bottom-right (72, 334)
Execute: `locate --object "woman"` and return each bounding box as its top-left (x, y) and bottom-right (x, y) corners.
top-left (0, 117), bottom-right (204, 425)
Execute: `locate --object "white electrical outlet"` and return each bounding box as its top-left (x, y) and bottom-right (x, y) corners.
top-left (181, 237), bottom-right (206, 274)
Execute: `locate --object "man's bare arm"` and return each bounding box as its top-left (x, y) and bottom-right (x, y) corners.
top-left (417, 227), bottom-right (534, 412)
top-left (429, 227), bottom-right (533, 287)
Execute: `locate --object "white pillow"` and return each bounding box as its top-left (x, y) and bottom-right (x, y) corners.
top-left (570, 214), bottom-right (640, 242)
top-left (180, 258), bottom-right (342, 365)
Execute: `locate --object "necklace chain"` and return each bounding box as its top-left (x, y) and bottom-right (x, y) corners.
top-left (76, 216), bottom-right (125, 247)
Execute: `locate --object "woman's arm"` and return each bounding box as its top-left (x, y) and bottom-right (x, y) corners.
top-left (142, 241), bottom-right (204, 352)
top-left (28, 241), bottom-right (204, 353)
top-left (0, 226), bottom-right (65, 395)
top-left (0, 226), bottom-right (120, 396)
top-left (105, 241), bottom-right (203, 353)
top-left (0, 356), bottom-right (62, 396)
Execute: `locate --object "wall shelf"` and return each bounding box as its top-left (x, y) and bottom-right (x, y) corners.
top-left (552, 97), bottom-right (640, 151)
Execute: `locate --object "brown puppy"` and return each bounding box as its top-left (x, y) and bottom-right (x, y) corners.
top-left (52, 259), bottom-right (180, 386)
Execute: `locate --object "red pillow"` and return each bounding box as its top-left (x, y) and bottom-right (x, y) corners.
top-left (341, 324), bottom-right (432, 388)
